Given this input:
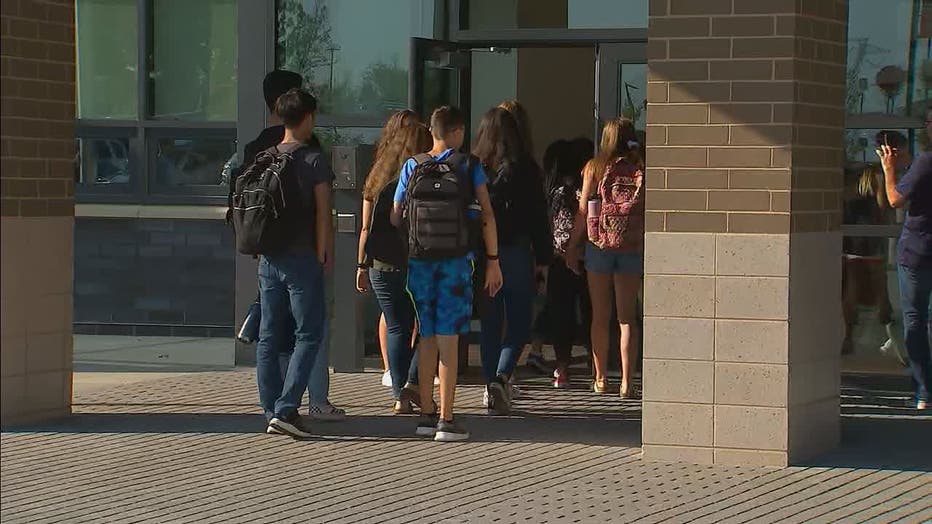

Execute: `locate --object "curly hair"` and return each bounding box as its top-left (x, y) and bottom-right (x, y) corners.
top-left (363, 113), bottom-right (431, 200)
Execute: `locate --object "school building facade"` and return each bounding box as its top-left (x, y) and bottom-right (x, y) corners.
top-left (2, 0), bottom-right (929, 466)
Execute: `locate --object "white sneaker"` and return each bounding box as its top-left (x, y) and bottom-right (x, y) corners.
top-left (918, 400), bottom-right (928, 410)
top-left (482, 388), bottom-right (490, 408)
top-left (381, 370), bottom-right (392, 388)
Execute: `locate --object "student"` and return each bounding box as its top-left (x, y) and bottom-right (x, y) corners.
top-left (841, 161), bottom-right (899, 360)
top-left (536, 138), bottom-right (593, 388)
top-left (368, 110), bottom-right (423, 388)
top-left (391, 106), bottom-right (503, 441)
top-left (473, 107), bottom-right (550, 415)
top-left (252, 88), bottom-right (335, 438)
top-left (499, 100), bottom-right (534, 157)
top-left (233, 71), bottom-right (342, 421)
top-left (566, 118), bottom-right (644, 399)
top-left (877, 124), bottom-right (932, 410)
top-left (356, 110), bottom-right (431, 413)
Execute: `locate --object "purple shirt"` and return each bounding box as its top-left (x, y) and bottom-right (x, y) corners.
top-left (895, 152), bottom-right (932, 268)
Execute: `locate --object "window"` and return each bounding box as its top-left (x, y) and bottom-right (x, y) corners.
top-left (841, 1), bottom-right (923, 369)
top-left (75, 0), bottom-right (238, 203)
top-left (151, 0), bottom-right (237, 121)
top-left (277, 0), bottom-right (435, 123)
top-left (76, 0), bottom-right (138, 120)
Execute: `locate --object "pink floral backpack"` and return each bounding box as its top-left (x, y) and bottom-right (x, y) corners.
top-left (587, 157), bottom-right (644, 251)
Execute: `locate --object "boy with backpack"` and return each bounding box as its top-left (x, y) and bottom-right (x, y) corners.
top-left (391, 106), bottom-right (503, 441)
top-left (231, 88), bottom-right (334, 438)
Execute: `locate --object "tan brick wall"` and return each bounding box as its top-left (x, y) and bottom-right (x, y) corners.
top-left (1, 0), bottom-right (75, 426)
top-left (1, 0), bottom-right (76, 218)
top-left (643, 0), bottom-right (846, 466)
top-left (645, 0), bottom-right (845, 235)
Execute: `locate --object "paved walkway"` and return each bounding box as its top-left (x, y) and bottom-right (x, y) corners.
top-left (1, 370), bottom-right (930, 523)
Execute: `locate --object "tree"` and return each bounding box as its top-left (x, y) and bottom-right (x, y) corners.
top-left (276, 0), bottom-right (334, 101)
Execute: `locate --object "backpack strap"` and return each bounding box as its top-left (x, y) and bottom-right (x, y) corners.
top-left (413, 153), bottom-right (433, 165)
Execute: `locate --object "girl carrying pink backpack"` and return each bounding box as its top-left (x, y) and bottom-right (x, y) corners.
top-left (566, 117), bottom-right (645, 399)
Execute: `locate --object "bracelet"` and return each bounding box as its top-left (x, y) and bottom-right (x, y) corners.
top-left (357, 263), bottom-right (369, 270)
top-left (487, 254), bottom-right (500, 261)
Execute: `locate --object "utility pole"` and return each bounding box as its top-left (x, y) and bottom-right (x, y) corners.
top-left (328, 45), bottom-right (340, 91)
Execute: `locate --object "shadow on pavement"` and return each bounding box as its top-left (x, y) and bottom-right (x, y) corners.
top-left (803, 374), bottom-right (932, 472)
top-left (3, 412), bottom-right (641, 447)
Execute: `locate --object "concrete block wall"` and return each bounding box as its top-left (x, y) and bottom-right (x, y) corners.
top-left (643, 0), bottom-right (846, 466)
top-left (1, 0), bottom-right (76, 425)
top-left (73, 218), bottom-right (235, 332)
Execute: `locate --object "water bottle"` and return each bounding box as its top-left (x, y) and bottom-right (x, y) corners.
top-left (237, 301), bottom-right (262, 344)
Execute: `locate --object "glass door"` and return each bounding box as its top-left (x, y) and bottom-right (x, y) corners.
top-left (597, 43), bottom-right (647, 137)
top-left (409, 38), bottom-right (472, 126)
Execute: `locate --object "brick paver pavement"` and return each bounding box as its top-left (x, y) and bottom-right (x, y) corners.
top-left (1, 370), bottom-right (930, 523)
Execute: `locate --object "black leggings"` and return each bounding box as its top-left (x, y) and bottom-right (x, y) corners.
top-left (536, 259), bottom-right (591, 367)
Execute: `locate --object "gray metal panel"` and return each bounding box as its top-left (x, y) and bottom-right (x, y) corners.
top-left (331, 189), bottom-right (365, 372)
top-left (233, 0), bottom-right (275, 366)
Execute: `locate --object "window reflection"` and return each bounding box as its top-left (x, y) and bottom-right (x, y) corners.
top-left (619, 63), bottom-right (647, 129)
top-left (847, 0), bottom-right (917, 117)
top-left (76, 0), bottom-right (137, 119)
top-left (276, 0), bottom-right (434, 119)
top-left (151, 0), bottom-right (238, 121)
top-left (154, 137), bottom-right (236, 188)
top-left (78, 138), bottom-right (132, 186)
top-left (842, 236), bottom-right (907, 373)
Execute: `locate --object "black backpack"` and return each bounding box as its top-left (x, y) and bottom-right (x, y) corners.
top-left (230, 143), bottom-right (305, 255)
top-left (405, 153), bottom-right (473, 260)
top-left (364, 179), bottom-right (407, 267)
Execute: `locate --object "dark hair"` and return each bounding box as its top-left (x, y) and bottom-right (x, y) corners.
top-left (875, 130), bottom-right (908, 149)
top-left (429, 106), bottom-right (466, 139)
top-left (275, 88), bottom-right (318, 128)
top-left (263, 70), bottom-right (303, 112)
top-left (498, 100), bottom-right (533, 156)
top-left (472, 107), bottom-right (525, 172)
top-left (543, 139), bottom-right (571, 194)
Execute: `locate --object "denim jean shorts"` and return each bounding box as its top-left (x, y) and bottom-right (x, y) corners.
top-left (585, 243), bottom-right (643, 274)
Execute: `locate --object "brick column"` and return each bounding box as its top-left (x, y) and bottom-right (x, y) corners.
top-left (1, 0), bottom-right (76, 425)
top-left (642, 0), bottom-right (845, 466)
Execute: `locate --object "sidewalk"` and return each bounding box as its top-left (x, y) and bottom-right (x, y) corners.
top-left (1, 369), bottom-right (929, 523)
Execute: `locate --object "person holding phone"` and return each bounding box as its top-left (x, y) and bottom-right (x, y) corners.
top-left (877, 122), bottom-right (932, 411)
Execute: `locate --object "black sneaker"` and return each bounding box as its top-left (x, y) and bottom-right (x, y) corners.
top-left (487, 378), bottom-right (510, 415)
top-left (435, 419), bottom-right (469, 442)
top-left (415, 413), bottom-right (439, 437)
top-left (269, 413), bottom-right (314, 439)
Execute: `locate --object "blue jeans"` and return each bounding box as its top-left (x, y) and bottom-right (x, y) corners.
top-left (370, 268), bottom-right (418, 400)
top-left (897, 265), bottom-right (932, 402)
top-left (256, 253), bottom-right (326, 421)
top-left (480, 244), bottom-right (535, 382)
top-left (278, 321), bottom-right (330, 406)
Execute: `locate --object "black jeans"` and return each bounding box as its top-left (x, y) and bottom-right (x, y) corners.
top-left (536, 259), bottom-right (591, 368)
top-left (369, 267), bottom-right (418, 400)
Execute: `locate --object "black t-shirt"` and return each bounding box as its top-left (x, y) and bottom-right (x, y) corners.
top-left (281, 144), bottom-right (335, 253)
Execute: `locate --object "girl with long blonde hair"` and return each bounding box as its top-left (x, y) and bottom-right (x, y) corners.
top-left (566, 117), bottom-right (644, 399)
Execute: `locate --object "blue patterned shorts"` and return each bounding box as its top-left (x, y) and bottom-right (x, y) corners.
top-left (406, 257), bottom-right (474, 338)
